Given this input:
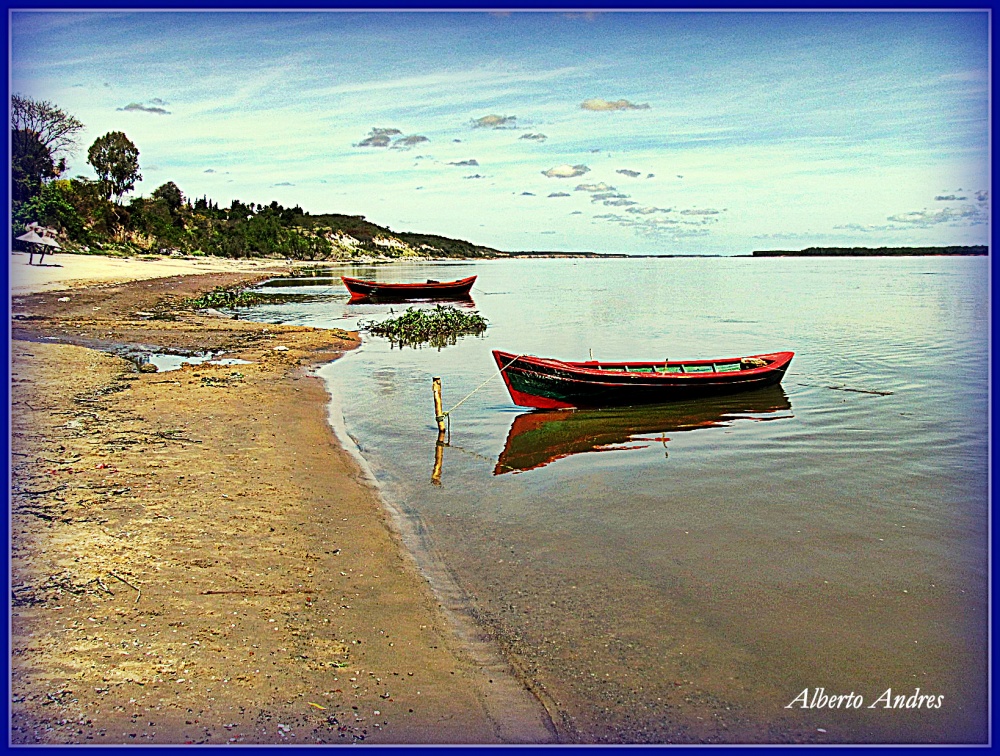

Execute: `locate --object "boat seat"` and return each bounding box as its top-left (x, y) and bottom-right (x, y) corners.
top-left (682, 365), bottom-right (713, 373)
top-left (655, 366), bottom-right (683, 373)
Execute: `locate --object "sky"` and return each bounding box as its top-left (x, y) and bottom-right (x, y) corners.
top-left (9, 9), bottom-right (991, 255)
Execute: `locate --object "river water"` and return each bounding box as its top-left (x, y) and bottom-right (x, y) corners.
top-left (243, 256), bottom-right (989, 744)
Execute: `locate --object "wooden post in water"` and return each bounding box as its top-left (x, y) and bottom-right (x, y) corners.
top-left (431, 377), bottom-right (447, 485)
top-left (431, 430), bottom-right (446, 485)
top-left (432, 377), bottom-right (446, 433)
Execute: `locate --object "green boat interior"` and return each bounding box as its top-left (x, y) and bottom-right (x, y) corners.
top-left (596, 358), bottom-right (764, 374)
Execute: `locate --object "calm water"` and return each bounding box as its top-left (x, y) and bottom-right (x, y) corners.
top-left (245, 257), bottom-right (989, 744)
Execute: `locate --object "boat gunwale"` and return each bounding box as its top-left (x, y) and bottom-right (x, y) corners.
top-left (494, 350), bottom-right (794, 381)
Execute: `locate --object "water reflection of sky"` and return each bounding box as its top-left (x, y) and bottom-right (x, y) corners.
top-left (241, 256), bottom-right (988, 743)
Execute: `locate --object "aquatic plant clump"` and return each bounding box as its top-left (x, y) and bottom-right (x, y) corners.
top-left (362, 305), bottom-right (488, 349)
top-left (184, 286), bottom-right (279, 310)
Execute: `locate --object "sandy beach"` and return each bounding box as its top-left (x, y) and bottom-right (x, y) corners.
top-left (8, 251), bottom-right (556, 745)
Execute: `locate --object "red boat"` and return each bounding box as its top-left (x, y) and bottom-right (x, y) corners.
top-left (342, 274), bottom-right (476, 301)
top-left (493, 349), bottom-right (794, 409)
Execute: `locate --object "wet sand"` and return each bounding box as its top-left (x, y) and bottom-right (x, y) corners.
top-left (8, 252), bottom-right (555, 745)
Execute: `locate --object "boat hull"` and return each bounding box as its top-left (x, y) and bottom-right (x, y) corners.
top-left (493, 349), bottom-right (794, 409)
top-left (342, 275), bottom-right (476, 301)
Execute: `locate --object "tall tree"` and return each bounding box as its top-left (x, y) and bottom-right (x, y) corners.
top-left (87, 131), bottom-right (142, 201)
top-left (11, 93), bottom-right (84, 161)
top-left (11, 129), bottom-right (58, 203)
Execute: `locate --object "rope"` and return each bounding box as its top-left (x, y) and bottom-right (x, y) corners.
top-left (436, 353), bottom-right (523, 424)
top-left (472, 286), bottom-right (508, 295)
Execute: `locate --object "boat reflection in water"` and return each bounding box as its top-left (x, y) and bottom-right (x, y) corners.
top-left (494, 385), bottom-right (792, 475)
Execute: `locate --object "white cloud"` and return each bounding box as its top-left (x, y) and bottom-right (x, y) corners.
top-left (581, 98), bottom-right (651, 111)
top-left (543, 164), bottom-right (590, 178)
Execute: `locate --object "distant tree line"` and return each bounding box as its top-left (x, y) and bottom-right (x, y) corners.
top-left (753, 246), bottom-right (988, 257)
top-left (11, 94), bottom-right (501, 261)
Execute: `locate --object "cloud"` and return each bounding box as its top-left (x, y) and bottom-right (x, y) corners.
top-left (356, 128), bottom-right (428, 149)
top-left (575, 182), bottom-right (615, 192)
top-left (204, 168), bottom-right (216, 173)
top-left (603, 198), bottom-right (638, 207)
top-left (448, 159), bottom-right (479, 166)
top-left (357, 128), bottom-right (397, 147)
top-left (616, 169), bottom-right (642, 178)
top-left (543, 164), bottom-right (590, 179)
top-left (548, 192), bottom-right (571, 198)
top-left (273, 182), bottom-right (294, 186)
top-left (118, 101), bottom-right (170, 115)
top-left (886, 206), bottom-right (985, 226)
top-left (521, 192), bottom-right (535, 196)
top-left (570, 211), bottom-right (583, 215)
top-left (935, 195), bottom-right (966, 201)
top-left (358, 134), bottom-right (391, 147)
top-left (595, 211), bottom-right (713, 240)
top-left (580, 98), bottom-right (650, 112)
top-left (679, 208), bottom-right (722, 216)
top-left (392, 135), bottom-right (429, 148)
top-left (832, 223), bottom-right (906, 233)
top-left (975, 190), bottom-right (989, 202)
top-left (520, 133), bottom-right (547, 142)
top-left (591, 192), bottom-right (629, 201)
top-left (356, 127), bottom-right (404, 147)
top-left (464, 174), bottom-right (485, 179)
top-left (472, 114), bottom-right (517, 129)
top-left (754, 231), bottom-right (826, 240)
top-left (626, 205), bottom-right (671, 215)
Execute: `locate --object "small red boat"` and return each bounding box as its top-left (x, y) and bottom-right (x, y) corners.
top-left (342, 274), bottom-right (476, 301)
top-left (493, 349), bottom-right (794, 409)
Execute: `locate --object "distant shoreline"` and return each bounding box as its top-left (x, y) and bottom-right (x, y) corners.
top-left (505, 251), bottom-right (723, 258)
top-left (751, 246), bottom-right (987, 257)
top-left (505, 246), bottom-right (988, 259)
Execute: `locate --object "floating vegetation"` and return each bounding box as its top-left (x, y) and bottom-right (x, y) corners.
top-left (361, 305), bottom-right (488, 349)
top-left (184, 286), bottom-right (316, 309)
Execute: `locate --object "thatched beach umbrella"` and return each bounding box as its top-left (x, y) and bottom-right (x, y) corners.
top-left (16, 229), bottom-right (61, 265)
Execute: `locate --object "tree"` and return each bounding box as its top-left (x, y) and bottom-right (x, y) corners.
top-left (11, 94), bottom-right (84, 162)
top-left (14, 180), bottom-right (88, 243)
top-left (11, 129), bottom-right (59, 203)
top-left (151, 181), bottom-right (185, 214)
top-left (87, 131), bottom-right (141, 201)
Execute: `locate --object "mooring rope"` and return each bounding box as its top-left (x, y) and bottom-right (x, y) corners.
top-left (436, 353), bottom-right (523, 428)
top-left (472, 286), bottom-right (509, 295)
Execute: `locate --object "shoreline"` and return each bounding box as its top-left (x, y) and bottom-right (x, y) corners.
top-left (8, 253), bottom-right (555, 744)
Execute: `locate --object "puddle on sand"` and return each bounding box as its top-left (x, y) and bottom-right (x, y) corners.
top-left (141, 352), bottom-right (253, 372)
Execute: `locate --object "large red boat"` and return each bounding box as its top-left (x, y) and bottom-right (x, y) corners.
top-left (341, 274), bottom-right (476, 301)
top-left (492, 349), bottom-right (794, 409)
